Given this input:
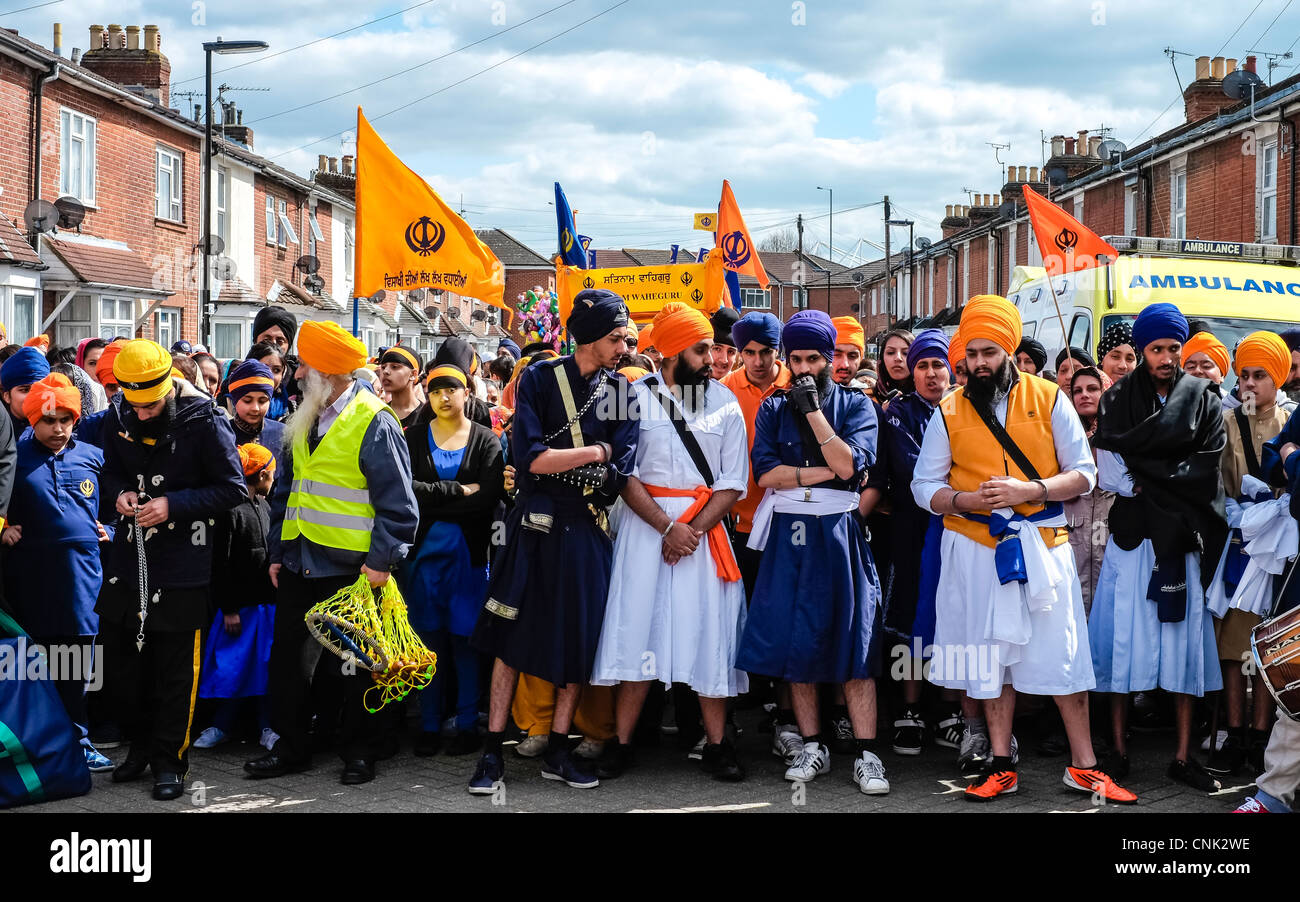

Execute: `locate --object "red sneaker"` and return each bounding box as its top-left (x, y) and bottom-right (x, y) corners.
top-left (964, 769), bottom-right (1017, 801)
top-left (1064, 766), bottom-right (1138, 805)
top-left (1233, 796), bottom-right (1270, 813)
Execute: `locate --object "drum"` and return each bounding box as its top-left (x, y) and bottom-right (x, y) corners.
top-left (1252, 603), bottom-right (1300, 721)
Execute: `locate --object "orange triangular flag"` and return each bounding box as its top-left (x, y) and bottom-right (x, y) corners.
top-left (716, 180), bottom-right (770, 289)
top-left (1022, 185), bottom-right (1118, 275)
top-left (354, 108), bottom-right (505, 313)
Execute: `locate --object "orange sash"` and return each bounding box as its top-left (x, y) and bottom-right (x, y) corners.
top-left (644, 484), bottom-right (742, 583)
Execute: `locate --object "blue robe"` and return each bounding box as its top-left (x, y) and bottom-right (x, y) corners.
top-left (736, 381), bottom-right (883, 683)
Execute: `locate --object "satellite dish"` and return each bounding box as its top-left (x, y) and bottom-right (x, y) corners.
top-left (851, 271), bottom-right (866, 285)
top-left (998, 200), bottom-right (1018, 220)
top-left (1097, 138), bottom-right (1127, 162)
top-left (487, 313), bottom-right (497, 325)
top-left (295, 254), bottom-right (320, 275)
top-left (1223, 68), bottom-right (1266, 101)
top-left (369, 289), bottom-right (386, 304)
top-left (23, 199), bottom-right (59, 234)
top-left (54, 196), bottom-right (84, 230)
top-left (211, 255), bottom-right (237, 280)
top-left (304, 274), bottom-right (325, 293)
top-left (423, 306), bottom-right (439, 319)
top-left (1045, 166), bottom-right (1068, 186)
top-left (408, 288), bottom-right (426, 303)
top-left (447, 306), bottom-right (461, 319)
top-left (471, 309), bottom-right (487, 321)
top-left (850, 302), bottom-right (860, 313)
top-left (915, 236), bottom-right (933, 250)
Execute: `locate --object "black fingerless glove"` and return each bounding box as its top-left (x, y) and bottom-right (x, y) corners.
top-left (789, 374), bottom-right (821, 415)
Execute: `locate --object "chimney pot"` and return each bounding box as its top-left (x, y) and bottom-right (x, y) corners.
top-left (1017, 165), bottom-right (1028, 181)
top-left (53, 22), bottom-right (62, 56)
top-left (1212, 56), bottom-right (1226, 79)
top-left (126, 25), bottom-right (139, 51)
top-left (1007, 164), bottom-right (1017, 181)
top-left (1195, 55), bottom-right (1211, 80)
top-left (71, 47), bottom-right (80, 64)
top-left (1076, 129), bottom-right (1088, 150)
top-left (107, 24), bottom-right (122, 49)
top-left (194, 103), bottom-right (201, 121)
top-left (236, 109), bottom-right (243, 124)
top-left (1226, 57), bottom-right (1237, 75)
top-left (318, 154), bottom-right (328, 172)
top-left (962, 205), bottom-right (971, 217)
top-left (328, 157), bottom-right (338, 173)
top-left (1029, 166), bottom-right (1040, 182)
top-left (1246, 55), bottom-right (1258, 74)
top-left (983, 194), bottom-right (992, 206)
top-left (89, 25), bottom-right (103, 49)
top-left (1064, 137), bottom-right (1076, 154)
top-left (342, 155), bottom-right (354, 176)
top-left (993, 194), bottom-right (1001, 206)
top-left (945, 204), bottom-right (954, 217)
top-left (1088, 136), bottom-right (1102, 157)
top-left (144, 24), bottom-right (159, 53)
top-left (1051, 134), bottom-right (1066, 156)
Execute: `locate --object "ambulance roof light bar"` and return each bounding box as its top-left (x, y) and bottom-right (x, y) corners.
top-left (1104, 235), bottom-right (1300, 265)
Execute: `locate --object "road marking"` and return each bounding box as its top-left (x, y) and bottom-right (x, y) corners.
top-left (628, 802), bottom-right (772, 813)
top-left (184, 793), bottom-right (317, 813)
top-left (933, 779), bottom-right (967, 795)
top-left (1210, 781), bottom-right (1256, 797)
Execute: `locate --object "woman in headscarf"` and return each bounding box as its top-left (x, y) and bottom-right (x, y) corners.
top-left (245, 341), bottom-right (296, 421)
top-left (872, 328), bottom-right (915, 407)
top-left (1097, 321), bottom-right (1137, 384)
top-left (1064, 365), bottom-right (1114, 616)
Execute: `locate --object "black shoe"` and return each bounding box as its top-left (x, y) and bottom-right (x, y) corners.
top-left (243, 751), bottom-right (311, 779)
top-left (1205, 735), bottom-right (1245, 776)
top-left (1098, 751), bottom-right (1130, 780)
top-left (340, 759), bottom-right (374, 785)
top-left (444, 731), bottom-right (482, 757)
top-left (595, 741), bottom-right (635, 780)
top-left (1168, 757), bottom-right (1221, 793)
top-left (413, 732), bottom-right (442, 757)
top-left (1247, 728), bottom-right (1271, 774)
top-left (701, 739), bottom-right (746, 782)
top-left (151, 772), bottom-right (184, 801)
top-left (111, 754), bottom-right (149, 783)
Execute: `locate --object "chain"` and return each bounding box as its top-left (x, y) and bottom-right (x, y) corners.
top-left (134, 493), bottom-right (151, 652)
top-left (543, 369), bottom-right (609, 445)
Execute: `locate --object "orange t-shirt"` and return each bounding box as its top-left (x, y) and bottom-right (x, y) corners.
top-left (721, 362), bottom-right (792, 534)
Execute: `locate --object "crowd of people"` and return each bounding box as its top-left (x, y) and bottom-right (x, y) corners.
top-left (2, 292), bottom-right (1297, 812)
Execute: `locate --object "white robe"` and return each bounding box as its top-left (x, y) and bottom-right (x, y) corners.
top-left (910, 384), bottom-right (1098, 698)
top-left (592, 378), bottom-right (751, 698)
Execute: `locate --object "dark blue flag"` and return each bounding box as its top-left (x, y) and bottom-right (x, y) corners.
top-left (554, 182), bottom-right (587, 268)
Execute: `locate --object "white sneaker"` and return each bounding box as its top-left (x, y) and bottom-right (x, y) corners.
top-left (193, 727), bottom-right (227, 749)
top-left (687, 734), bottom-right (706, 761)
top-left (784, 741), bottom-right (830, 782)
top-left (259, 728), bottom-right (279, 751)
top-left (771, 724), bottom-right (803, 765)
top-left (853, 750), bottom-right (890, 795)
top-left (574, 738), bottom-right (604, 760)
top-left (515, 734), bottom-right (549, 758)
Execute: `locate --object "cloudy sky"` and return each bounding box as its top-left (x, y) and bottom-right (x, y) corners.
top-left (10, 1), bottom-right (1296, 263)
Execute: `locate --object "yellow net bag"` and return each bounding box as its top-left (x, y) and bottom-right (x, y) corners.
top-left (304, 574), bottom-right (438, 712)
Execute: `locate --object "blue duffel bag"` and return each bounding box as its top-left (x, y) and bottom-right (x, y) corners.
top-left (0, 609), bottom-right (92, 807)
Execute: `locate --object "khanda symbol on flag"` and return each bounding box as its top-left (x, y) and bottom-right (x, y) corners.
top-left (1022, 185), bottom-right (1116, 275)
top-left (554, 181), bottom-right (589, 269)
top-left (715, 179), bottom-right (769, 308)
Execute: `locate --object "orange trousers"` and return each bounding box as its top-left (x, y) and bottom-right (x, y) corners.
top-left (511, 673), bottom-right (616, 740)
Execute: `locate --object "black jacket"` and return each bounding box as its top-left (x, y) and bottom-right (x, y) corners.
top-left (212, 494), bottom-right (273, 614)
top-left (405, 419), bottom-right (503, 567)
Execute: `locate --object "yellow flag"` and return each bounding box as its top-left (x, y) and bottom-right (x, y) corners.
top-left (354, 109), bottom-right (505, 313)
top-left (693, 212), bottom-right (717, 231)
top-left (556, 249), bottom-right (727, 324)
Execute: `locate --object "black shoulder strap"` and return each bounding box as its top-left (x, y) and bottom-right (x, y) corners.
top-left (970, 393), bottom-right (1042, 482)
top-left (1234, 405), bottom-right (1262, 480)
top-left (643, 375), bottom-right (715, 487)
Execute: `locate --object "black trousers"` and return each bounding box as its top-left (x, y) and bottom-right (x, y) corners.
top-left (266, 569), bottom-right (382, 763)
top-left (32, 633), bottom-right (96, 747)
top-left (100, 612), bottom-right (204, 776)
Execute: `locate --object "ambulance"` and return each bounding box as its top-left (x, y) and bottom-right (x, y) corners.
top-left (1006, 236), bottom-right (1300, 383)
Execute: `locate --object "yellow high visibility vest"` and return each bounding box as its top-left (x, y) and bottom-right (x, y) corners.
top-left (282, 388), bottom-right (396, 553)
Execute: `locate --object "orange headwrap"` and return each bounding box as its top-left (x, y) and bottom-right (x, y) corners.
top-left (24, 372), bottom-right (81, 426)
top-left (638, 321), bottom-right (656, 351)
top-left (23, 334), bottom-right (50, 351)
top-left (948, 326), bottom-right (965, 370)
top-left (618, 365), bottom-right (650, 382)
top-left (651, 302), bottom-right (712, 359)
top-left (95, 340), bottom-right (126, 387)
top-left (832, 316), bottom-right (865, 353)
top-left (297, 320), bottom-right (368, 376)
top-left (237, 442), bottom-right (276, 478)
top-left (1233, 330), bottom-right (1290, 389)
top-left (1181, 331), bottom-right (1229, 377)
top-left (960, 294), bottom-right (1021, 356)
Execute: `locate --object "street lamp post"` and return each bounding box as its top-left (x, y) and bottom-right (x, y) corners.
top-left (816, 186), bottom-right (832, 312)
top-left (201, 37), bottom-right (268, 350)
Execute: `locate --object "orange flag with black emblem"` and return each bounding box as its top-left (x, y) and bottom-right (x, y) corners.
top-left (1022, 185), bottom-right (1118, 275)
top-left (354, 108), bottom-right (505, 314)
top-left (716, 180), bottom-right (770, 290)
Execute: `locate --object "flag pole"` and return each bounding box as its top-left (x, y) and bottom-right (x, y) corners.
top-left (1041, 253), bottom-right (1071, 352)
top-left (353, 107), bottom-right (361, 337)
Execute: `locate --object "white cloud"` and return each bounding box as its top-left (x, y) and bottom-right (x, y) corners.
top-left (798, 72), bottom-right (849, 98)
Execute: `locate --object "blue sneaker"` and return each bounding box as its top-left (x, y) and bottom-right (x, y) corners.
top-left (541, 750), bottom-right (599, 789)
top-left (84, 745), bottom-right (114, 772)
top-left (467, 752), bottom-right (504, 795)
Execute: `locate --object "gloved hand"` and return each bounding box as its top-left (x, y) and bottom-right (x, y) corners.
top-left (788, 374), bottom-right (821, 415)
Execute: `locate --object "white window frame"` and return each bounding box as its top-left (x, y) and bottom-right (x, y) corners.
top-left (59, 108), bottom-right (96, 205)
top-left (215, 166), bottom-right (229, 248)
top-left (9, 289), bottom-right (39, 345)
top-left (265, 196), bottom-right (276, 246)
top-left (308, 210), bottom-right (324, 242)
top-left (211, 320), bottom-right (245, 359)
top-left (278, 203), bottom-right (299, 246)
top-left (155, 309), bottom-right (181, 348)
top-left (1172, 167), bottom-right (1188, 239)
top-left (55, 293), bottom-right (94, 347)
top-left (1259, 138), bottom-right (1278, 243)
top-left (99, 296), bottom-right (135, 341)
top-left (1123, 187), bottom-right (1136, 236)
top-left (344, 219), bottom-right (355, 285)
top-left (156, 146), bottom-right (183, 222)
top-left (738, 287), bottom-right (769, 309)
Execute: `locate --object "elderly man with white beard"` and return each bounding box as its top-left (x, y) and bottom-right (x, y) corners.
top-left (245, 320), bottom-right (417, 787)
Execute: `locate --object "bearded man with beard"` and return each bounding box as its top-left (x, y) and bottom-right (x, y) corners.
top-left (245, 321), bottom-right (417, 787)
top-left (98, 339), bottom-right (245, 801)
top-left (911, 294), bottom-right (1135, 804)
top-left (735, 309), bottom-right (890, 795)
top-left (592, 302), bottom-right (750, 781)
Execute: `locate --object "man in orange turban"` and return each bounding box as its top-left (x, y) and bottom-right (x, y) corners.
top-left (911, 293), bottom-right (1135, 804)
top-left (947, 325), bottom-right (967, 387)
top-left (1182, 331), bottom-right (1229, 384)
top-left (24, 371), bottom-right (81, 429)
top-left (95, 339), bottom-right (127, 395)
top-left (1210, 330), bottom-right (1294, 775)
top-left (591, 301), bottom-right (750, 781)
top-left (831, 315), bottom-right (866, 387)
top-left (638, 321), bottom-right (661, 371)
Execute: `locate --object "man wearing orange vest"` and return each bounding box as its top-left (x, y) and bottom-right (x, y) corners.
top-left (911, 294), bottom-right (1135, 804)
